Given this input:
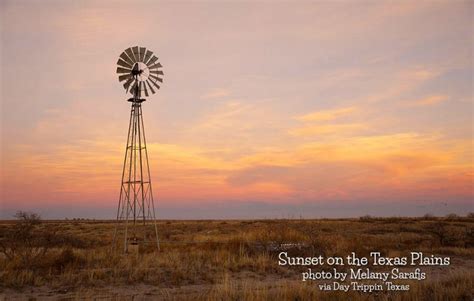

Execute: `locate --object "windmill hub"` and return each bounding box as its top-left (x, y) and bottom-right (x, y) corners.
top-left (131, 63), bottom-right (143, 76)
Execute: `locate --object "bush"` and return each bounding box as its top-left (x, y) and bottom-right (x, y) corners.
top-left (53, 248), bottom-right (82, 272)
top-left (0, 211), bottom-right (57, 268)
top-left (423, 213), bottom-right (435, 220)
top-left (446, 213), bottom-right (460, 221)
top-left (359, 215), bottom-right (373, 222)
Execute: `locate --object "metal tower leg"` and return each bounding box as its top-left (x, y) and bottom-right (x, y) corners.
top-left (113, 101), bottom-right (160, 253)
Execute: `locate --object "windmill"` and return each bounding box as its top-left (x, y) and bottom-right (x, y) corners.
top-left (112, 46), bottom-right (163, 253)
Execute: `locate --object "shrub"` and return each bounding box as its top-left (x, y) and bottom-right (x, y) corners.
top-left (53, 248), bottom-right (82, 272)
top-left (0, 211), bottom-right (68, 269)
top-left (0, 211), bottom-right (50, 266)
top-left (446, 213), bottom-right (459, 220)
top-left (423, 213), bottom-right (435, 220)
top-left (359, 215), bottom-right (373, 221)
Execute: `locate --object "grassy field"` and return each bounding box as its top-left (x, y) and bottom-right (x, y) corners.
top-left (0, 215), bottom-right (473, 300)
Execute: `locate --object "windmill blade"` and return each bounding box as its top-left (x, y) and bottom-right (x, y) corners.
top-left (125, 48), bottom-right (136, 63)
top-left (150, 78), bottom-right (161, 90)
top-left (150, 69), bottom-right (164, 76)
top-left (123, 77), bottom-right (134, 91)
top-left (143, 81), bottom-right (149, 97)
top-left (139, 47), bottom-right (146, 62)
top-left (116, 67), bottom-right (132, 74)
top-left (147, 55), bottom-right (158, 66)
top-left (143, 50), bottom-right (153, 64)
top-left (117, 58), bottom-right (132, 69)
top-left (149, 62), bottom-right (162, 70)
top-left (146, 80), bottom-right (155, 94)
top-left (120, 52), bottom-right (134, 66)
top-left (132, 46), bottom-right (140, 62)
top-left (149, 74), bottom-right (163, 83)
top-left (119, 73), bottom-right (133, 82)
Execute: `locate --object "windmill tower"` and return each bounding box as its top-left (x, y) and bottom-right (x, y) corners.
top-left (112, 46), bottom-right (163, 253)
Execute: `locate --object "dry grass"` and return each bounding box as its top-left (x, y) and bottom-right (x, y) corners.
top-left (203, 270), bottom-right (473, 301)
top-left (0, 217), bottom-right (473, 299)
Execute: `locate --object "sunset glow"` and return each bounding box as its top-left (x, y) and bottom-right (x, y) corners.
top-left (1, 1), bottom-right (472, 218)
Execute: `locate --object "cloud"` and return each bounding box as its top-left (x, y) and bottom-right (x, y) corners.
top-left (224, 132), bottom-right (472, 202)
top-left (227, 165), bottom-right (290, 186)
top-left (200, 88), bottom-right (231, 99)
top-left (288, 123), bottom-right (367, 136)
top-left (193, 101), bottom-right (252, 129)
top-left (2, 126), bottom-right (472, 207)
top-left (405, 95), bottom-right (448, 107)
top-left (296, 107), bottom-right (357, 122)
top-left (181, 99), bottom-right (290, 154)
top-left (289, 106), bottom-right (364, 137)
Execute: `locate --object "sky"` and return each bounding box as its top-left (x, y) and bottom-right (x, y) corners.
top-left (0, 0), bottom-right (473, 219)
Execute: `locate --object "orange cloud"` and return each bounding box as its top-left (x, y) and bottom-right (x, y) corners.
top-left (200, 88), bottom-right (231, 99)
top-left (406, 95), bottom-right (448, 106)
top-left (297, 107), bottom-right (357, 122)
top-left (223, 133), bottom-right (472, 201)
top-left (2, 130), bottom-right (472, 207)
top-left (289, 123), bottom-right (366, 136)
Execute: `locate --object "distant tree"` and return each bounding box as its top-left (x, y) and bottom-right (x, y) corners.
top-left (445, 213), bottom-right (459, 220)
top-left (359, 215), bottom-right (373, 221)
top-left (423, 213), bottom-right (435, 220)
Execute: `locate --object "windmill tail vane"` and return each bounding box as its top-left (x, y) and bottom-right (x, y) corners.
top-left (112, 46), bottom-right (163, 253)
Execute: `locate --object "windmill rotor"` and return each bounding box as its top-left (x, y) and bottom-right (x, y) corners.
top-left (116, 46), bottom-right (164, 96)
